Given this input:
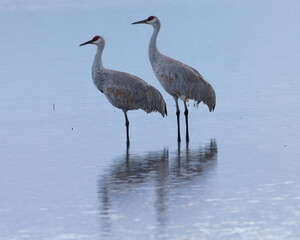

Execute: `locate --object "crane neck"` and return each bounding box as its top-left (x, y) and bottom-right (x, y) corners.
top-left (148, 24), bottom-right (161, 63)
top-left (93, 44), bottom-right (105, 71)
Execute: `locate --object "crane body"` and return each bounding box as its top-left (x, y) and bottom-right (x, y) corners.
top-left (80, 35), bottom-right (167, 145)
top-left (132, 16), bottom-right (216, 142)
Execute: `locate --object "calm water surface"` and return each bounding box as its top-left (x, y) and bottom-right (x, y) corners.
top-left (0, 1), bottom-right (300, 239)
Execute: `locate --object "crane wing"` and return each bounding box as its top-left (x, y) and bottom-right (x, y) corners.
top-left (158, 57), bottom-right (216, 111)
top-left (103, 71), bottom-right (167, 116)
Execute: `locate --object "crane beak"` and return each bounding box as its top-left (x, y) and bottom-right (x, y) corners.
top-left (132, 19), bottom-right (147, 25)
top-left (79, 39), bottom-right (94, 47)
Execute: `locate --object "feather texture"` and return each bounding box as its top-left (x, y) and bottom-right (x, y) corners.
top-left (154, 56), bottom-right (216, 111)
top-left (97, 70), bottom-right (167, 116)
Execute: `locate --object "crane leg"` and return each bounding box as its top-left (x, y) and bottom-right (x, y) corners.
top-left (175, 99), bottom-right (181, 142)
top-left (184, 101), bottom-right (189, 142)
top-left (123, 110), bottom-right (130, 146)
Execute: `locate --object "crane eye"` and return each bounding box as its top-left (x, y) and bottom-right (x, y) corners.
top-left (93, 36), bottom-right (100, 41)
top-left (147, 16), bottom-right (155, 21)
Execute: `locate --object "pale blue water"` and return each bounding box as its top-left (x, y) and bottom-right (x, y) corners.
top-left (0, 1), bottom-right (300, 239)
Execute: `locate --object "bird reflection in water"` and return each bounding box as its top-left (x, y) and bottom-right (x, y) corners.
top-left (98, 139), bottom-right (217, 239)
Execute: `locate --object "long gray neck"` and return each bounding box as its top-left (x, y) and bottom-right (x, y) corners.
top-left (148, 24), bottom-right (161, 64)
top-left (92, 43), bottom-right (107, 92)
top-left (93, 44), bottom-right (105, 72)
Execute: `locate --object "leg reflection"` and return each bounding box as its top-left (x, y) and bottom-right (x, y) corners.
top-left (97, 140), bottom-right (217, 238)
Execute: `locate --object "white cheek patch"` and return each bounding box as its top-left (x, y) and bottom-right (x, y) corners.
top-left (147, 19), bottom-right (156, 24)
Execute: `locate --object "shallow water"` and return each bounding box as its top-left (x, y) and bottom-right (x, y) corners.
top-left (1, 1), bottom-right (300, 239)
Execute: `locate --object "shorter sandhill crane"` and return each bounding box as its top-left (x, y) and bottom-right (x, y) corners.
top-left (80, 35), bottom-right (167, 145)
top-left (132, 16), bottom-right (216, 143)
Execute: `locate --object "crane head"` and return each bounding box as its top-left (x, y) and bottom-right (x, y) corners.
top-left (80, 35), bottom-right (105, 47)
top-left (132, 16), bottom-right (159, 25)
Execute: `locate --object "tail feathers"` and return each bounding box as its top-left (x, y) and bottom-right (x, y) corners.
top-left (147, 103), bottom-right (167, 117)
top-left (196, 98), bottom-right (216, 112)
top-left (142, 85), bottom-right (167, 117)
top-left (157, 103), bottom-right (167, 117)
top-left (194, 83), bottom-right (216, 112)
top-left (211, 104), bottom-right (216, 112)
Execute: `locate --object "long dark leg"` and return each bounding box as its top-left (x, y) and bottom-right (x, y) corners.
top-left (175, 99), bottom-right (181, 142)
top-left (184, 100), bottom-right (189, 142)
top-left (123, 110), bottom-right (130, 146)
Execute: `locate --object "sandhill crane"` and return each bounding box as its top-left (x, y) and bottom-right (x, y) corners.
top-left (80, 35), bottom-right (167, 146)
top-left (132, 16), bottom-right (216, 143)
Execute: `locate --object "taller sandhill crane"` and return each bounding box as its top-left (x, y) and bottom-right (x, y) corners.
top-left (80, 35), bottom-right (167, 145)
top-left (132, 16), bottom-right (216, 143)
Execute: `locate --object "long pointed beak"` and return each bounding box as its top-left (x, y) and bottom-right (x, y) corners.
top-left (79, 39), bottom-right (94, 47)
top-left (132, 19), bottom-right (147, 25)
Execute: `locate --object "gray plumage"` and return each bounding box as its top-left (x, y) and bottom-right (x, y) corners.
top-left (94, 68), bottom-right (166, 115)
top-left (132, 16), bottom-right (216, 142)
top-left (80, 35), bottom-right (167, 145)
top-left (152, 56), bottom-right (216, 111)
